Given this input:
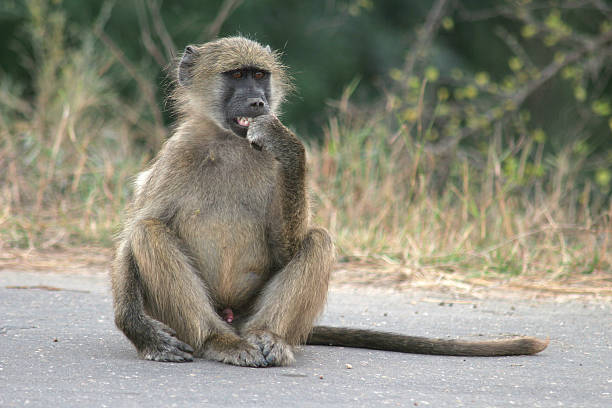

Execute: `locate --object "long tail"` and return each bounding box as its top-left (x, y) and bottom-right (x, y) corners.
top-left (307, 326), bottom-right (549, 356)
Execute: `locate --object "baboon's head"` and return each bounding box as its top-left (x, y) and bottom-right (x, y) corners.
top-left (174, 36), bottom-right (291, 137)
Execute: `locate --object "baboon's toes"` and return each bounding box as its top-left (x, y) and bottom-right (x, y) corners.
top-left (202, 336), bottom-right (268, 367)
top-left (245, 330), bottom-right (295, 366)
top-left (236, 346), bottom-right (269, 367)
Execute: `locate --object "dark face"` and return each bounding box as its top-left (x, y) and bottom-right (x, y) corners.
top-left (222, 67), bottom-right (271, 137)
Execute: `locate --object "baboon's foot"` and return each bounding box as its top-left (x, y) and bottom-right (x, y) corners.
top-left (138, 320), bottom-right (194, 363)
top-left (244, 330), bottom-right (295, 366)
top-left (200, 333), bottom-right (268, 367)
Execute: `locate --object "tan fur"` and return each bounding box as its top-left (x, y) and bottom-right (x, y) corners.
top-left (172, 37), bottom-right (292, 127)
top-left (111, 36), bottom-right (547, 367)
top-left (111, 36), bottom-right (332, 366)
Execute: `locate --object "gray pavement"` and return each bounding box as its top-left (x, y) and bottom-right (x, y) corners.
top-left (0, 270), bottom-right (610, 407)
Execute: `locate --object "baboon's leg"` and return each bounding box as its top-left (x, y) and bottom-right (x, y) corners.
top-left (241, 228), bottom-right (334, 365)
top-left (125, 218), bottom-right (268, 366)
top-left (111, 240), bottom-right (194, 362)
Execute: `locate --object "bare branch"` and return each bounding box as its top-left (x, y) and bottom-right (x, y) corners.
top-left (147, 0), bottom-right (177, 61)
top-left (494, 26), bottom-right (536, 72)
top-left (202, 0), bottom-right (243, 41)
top-left (135, 0), bottom-right (166, 66)
top-left (590, 0), bottom-right (612, 14)
top-left (93, 25), bottom-right (166, 149)
top-left (425, 29), bottom-right (612, 154)
top-left (403, 0), bottom-right (451, 77)
top-left (512, 30), bottom-right (612, 106)
top-left (457, 0), bottom-right (602, 22)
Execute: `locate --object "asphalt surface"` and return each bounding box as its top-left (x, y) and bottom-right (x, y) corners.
top-left (0, 270), bottom-right (610, 407)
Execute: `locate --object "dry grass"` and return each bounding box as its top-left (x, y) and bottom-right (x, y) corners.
top-left (0, 0), bottom-right (153, 249)
top-left (0, 0), bottom-right (610, 289)
top-left (308, 112), bottom-right (611, 283)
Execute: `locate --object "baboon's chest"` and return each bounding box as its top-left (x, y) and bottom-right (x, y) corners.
top-left (180, 211), bottom-right (271, 309)
top-left (176, 147), bottom-right (280, 308)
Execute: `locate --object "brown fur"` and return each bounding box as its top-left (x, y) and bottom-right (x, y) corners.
top-left (111, 36), bottom-right (547, 367)
top-left (111, 36), bottom-right (332, 366)
top-left (308, 327), bottom-right (549, 356)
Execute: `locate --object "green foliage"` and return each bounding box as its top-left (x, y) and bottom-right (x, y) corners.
top-left (386, 2), bottom-right (612, 201)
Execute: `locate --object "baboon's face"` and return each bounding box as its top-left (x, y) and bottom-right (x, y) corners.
top-left (176, 39), bottom-right (288, 134)
top-left (222, 67), bottom-right (271, 137)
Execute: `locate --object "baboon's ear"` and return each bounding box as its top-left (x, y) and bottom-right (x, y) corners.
top-left (264, 45), bottom-right (272, 53)
top-left (178, 45), bottom-right (198, 86)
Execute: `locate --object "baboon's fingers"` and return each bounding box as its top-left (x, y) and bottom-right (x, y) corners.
top-left (140, 325), bottom-right (195, 363)
top-left (149, 319), bottom-right (195, 353)
top-left (178, 341), bottom-right (195, 354)
top-left (165, 335), bottom-right (195, 355)
top-left (144, 348), bottom-right (194, 363)
top-left (141, 340), bottom-right (194, 363)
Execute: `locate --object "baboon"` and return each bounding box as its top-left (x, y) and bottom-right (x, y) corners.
top-left (111, 36), bottom-right (548, 366)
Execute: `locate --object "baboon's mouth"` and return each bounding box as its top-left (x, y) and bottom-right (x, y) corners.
top-left (234, 117), bottom-right (252, 127)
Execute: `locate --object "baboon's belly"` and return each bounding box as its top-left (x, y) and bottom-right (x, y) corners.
top-left (182, 215), bottom-right (271, 308)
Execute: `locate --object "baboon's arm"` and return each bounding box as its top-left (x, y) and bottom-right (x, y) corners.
top-left (307, 326), bottom-right (549, 356)
top-left (247, 114), bottom-right (308, 252)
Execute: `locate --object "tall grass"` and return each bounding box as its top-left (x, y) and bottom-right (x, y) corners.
top-left (308, 108), bottom-right (611, 278)
top-left (0, 0), bottom-right (149, 248)
top-left (1, 1), bottom-right (609, 280)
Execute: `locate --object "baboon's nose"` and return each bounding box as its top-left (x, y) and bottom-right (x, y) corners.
top-left (247, 97), bottom-right (268, 115)
top-left (248, 98), bottom-right (264, 107)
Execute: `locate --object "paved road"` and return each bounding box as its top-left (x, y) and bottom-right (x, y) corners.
top-left (0, 270), bottom-right (610, 407)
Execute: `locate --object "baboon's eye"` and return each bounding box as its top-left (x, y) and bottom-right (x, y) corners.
top-left (254, 71), bottom-right (266, 80)
top-left (232, 71), bottom-right (243, 79)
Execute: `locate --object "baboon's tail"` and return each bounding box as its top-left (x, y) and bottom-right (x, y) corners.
top-left (307, 326), bottom-right (549, 356)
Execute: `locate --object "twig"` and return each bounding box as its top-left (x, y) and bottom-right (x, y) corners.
top-left (204, 0), bottom-right (243, 40)
top-left (425, 29), bottom-right (612, 155)
top-left (135, 0), bottom-right (166, 66)
top-left (470, 224), bottom-right (598, 259)
top-left (403, 0), bottom-right (451, 76)
top-left (494, 26), bottom-right (536, 72)
top-left (507, 283), bottom-right (612, 295)
top-left (456, 0), bottom-right (606, 22)
top-left (147, 0), bottom-right (176, 61)
top-left (417, 78), bottom-right (428, 138)
top-left (34, 104), bottom-right (70, 213)
top-left (93, 25), bottom-right (166, 149)
top-left (513, 30), bottom-right (612, 105)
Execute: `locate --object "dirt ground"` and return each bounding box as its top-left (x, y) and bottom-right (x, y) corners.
top-left (1, 246), bottom-right (611, 302)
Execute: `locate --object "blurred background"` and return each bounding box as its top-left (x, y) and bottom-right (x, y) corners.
top-left (0, 0), bottom-right (610, 280)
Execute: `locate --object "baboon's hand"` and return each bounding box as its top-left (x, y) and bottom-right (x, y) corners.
top-left (139, 320), bottom-right (194, 363)
top-left (246, 114), bottom-right (283, 151)
top-left (244, 330), bottom-right (295, 366)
